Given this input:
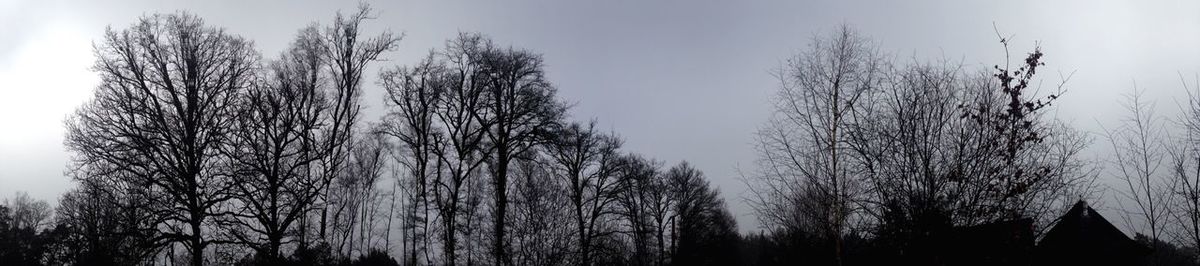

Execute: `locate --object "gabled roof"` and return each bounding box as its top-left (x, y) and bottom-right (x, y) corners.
top-left (1035, 200), bottom-right (1150, 265)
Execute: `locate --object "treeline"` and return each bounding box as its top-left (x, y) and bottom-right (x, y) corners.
top-left (737, 25), bottom-right (1200, 266)
top-left (0, 5), bottom-right (739, 266)
top-left (740, 26), bottom-right (1097, 265)
top-left (10, 4), bottom-right (1199, 266)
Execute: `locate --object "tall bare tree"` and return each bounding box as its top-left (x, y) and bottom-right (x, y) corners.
top-left (65, 12), bottom-right (257, 266)
top-left (222, 25), bottom-right (329, 262)
top-left (476, 39), bottom-right (567, 265)
top-left (430, 33), bottom-right (494, 266)
top-left (329, 131), bottom-right (391, 257)
top-left (744, 25), bottom-right (884, 266)
top-left (379, 51), bottom-right (446, 265)
top-left (1169, 75), bottom-right (1200, 257)
top-left (956, 39), bottom-right (1096, 230)
top-left (1104, 89), bottom-right (1173, 249)
top-left (613, 153), bottom-right (667, 266)
top-left (545, 121), bottom-right (622, 266)
top-left (379, 33), bottom-right (495, 265)
top-left (308, 4), bottom-right (400, 247)
top-left (849, 60), bottom-right (966, 230)
top-left (509, 154), bottom-right (573, 266)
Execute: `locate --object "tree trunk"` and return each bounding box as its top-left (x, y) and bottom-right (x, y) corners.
top-left (190, 218), bottom-right (204, 266)
top-left (269, 232), bottom-right (283, 261)
top-left (575, 200), bottom-right (588, 266)
top-left (493, 147), bottom-right (511, 266)
top-left (656, 220), bottom-right (665, 266)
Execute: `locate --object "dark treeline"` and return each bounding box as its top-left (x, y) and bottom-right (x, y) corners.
top-left (0, 5), bottom-right (738, 266)
top-left (739, 26), bottom-right (1200, 266)
top-left (740, 25), bottom-right (1096, 266)
top-left (4, 4), bottom-right (1199, 266)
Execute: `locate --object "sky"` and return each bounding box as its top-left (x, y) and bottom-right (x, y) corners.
top-left (1, 0), bottom-right (1199, 234)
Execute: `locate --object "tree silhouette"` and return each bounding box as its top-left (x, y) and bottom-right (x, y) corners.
top-left (1103, 89), bottom-right (1173, 264)
top-left (309, 5), bottom-right (400, 252)
top-left (476, 38), bottom-right (568, 266)
top-left (509, 152), bottom-right (573, 266)
top-left (545, 121), bottom-right (622, 266)
top-left (956, 41), bottom-right (1094, 229)
top-left (744, 25), bottom-right (885, 266)
top-left (378, 50), bottom-right (444, 265)
top-left (65, 12), bottom-right (258, 266)
top-left (54, 180), bottom-right (159, 265)
top-left (667, 162), bottom-right (739, 266)
top-left (1170, 75), bottom-right (1200, 260)
top-left (0, 193), bottom-right (64, 266)
top-left (223, 24), bottom-right (329, 262)
top-left (613, 153), bottom-right (667, 266)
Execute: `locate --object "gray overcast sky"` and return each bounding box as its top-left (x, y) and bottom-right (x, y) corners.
top-left (1, 0), bottom-right (1199, 233)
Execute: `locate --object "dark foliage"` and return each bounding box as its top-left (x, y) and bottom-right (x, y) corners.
top-left (1135, 234), bottom-right (1200, 266)
top-left (668, 162), bottom-right (741, 266)
top-left (0, 205), bottom-right (58, 265)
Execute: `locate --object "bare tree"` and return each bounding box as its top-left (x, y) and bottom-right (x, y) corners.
top-left (850, 56), bottom-right (1095, 263)
top-left (217, 5), bottom-right (399, 261)
top-left (55, 176), bottom-right (161, 265)
top-left (618, 171), bottom-right (652, 266)
top-left (6, 192), bottom-right (51, 231)
top-left (956, 39), bottom-right (1096, 230)
top-left (1169, 74), bottom-right (1200, 257)
top-left (380, 32), bottom-right (497, 265)
top-left (310, 4), bottom-right (401, 247)
top-left (336, 131), bottom-right (391, 257)
top-left (1104, 88), bottom-right (1173, 249)
top-left (666, 162), bottom-right (739, 266)
top-left (64, 12), bottom-right (257, 266)
top-left (431, 33), bottom-right (494, 266)
top-left (475, 40), bottom-right (568, 266)
top-left (844, 60), bottom-right (975, 258)
top-left (379, 51), bottom-right (446, 265)
top-left (745, 26), bottom-right (1097, 265)
top-left (509, 155), bottom-right (573, 266)
top-left (0, 193), bottom-right (61, 265)
top-left (222, 24), bottom-right (329, 262)
top-left (613, 153), bottom-right (666, 266)
top-left (743, 24), bottom-right (884, 266)
top-left (545, 121), bottom-right (622, 266)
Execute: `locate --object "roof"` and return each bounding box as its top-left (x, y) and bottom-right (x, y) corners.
top-left (1035, 200), bottom-right (1150, 265)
